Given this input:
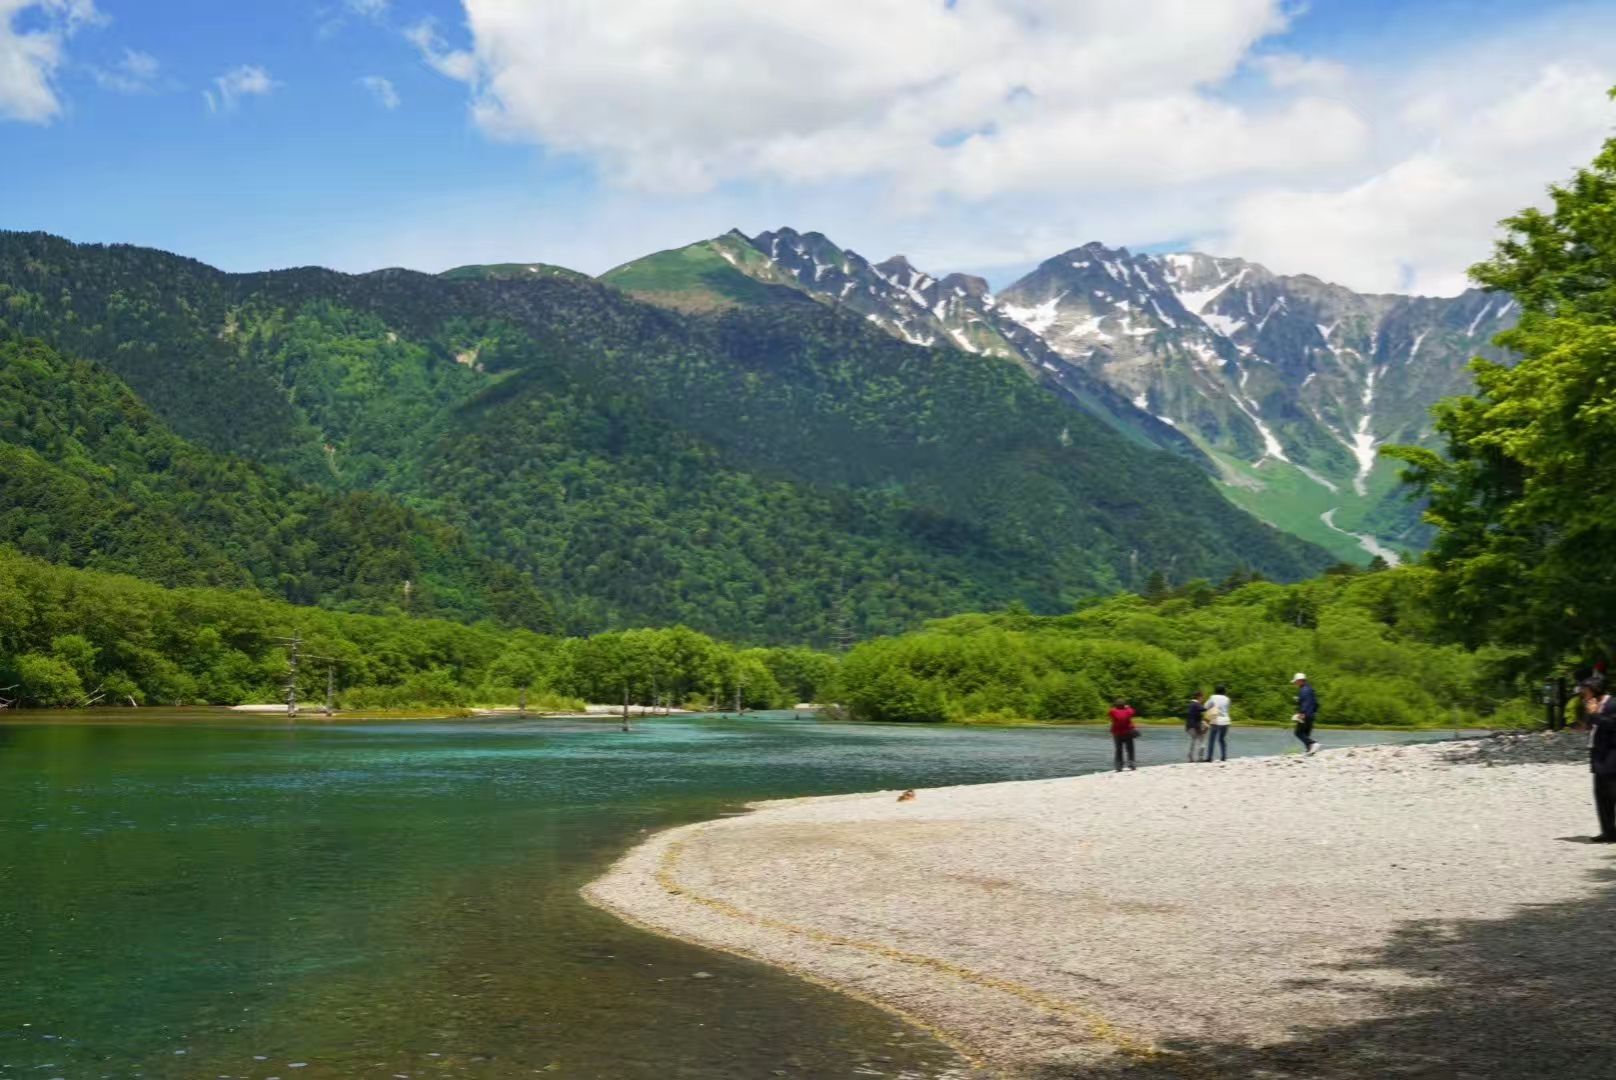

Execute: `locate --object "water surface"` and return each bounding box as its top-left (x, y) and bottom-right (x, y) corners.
top-left (0, 712), bottom-right (1465, 1078)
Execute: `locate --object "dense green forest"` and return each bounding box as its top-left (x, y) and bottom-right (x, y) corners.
top-left (0, 546), bottom-right (1533, 728)
top-left (0, 548), bottom-right (832, 711)
top-left (832, 565), bottom-right (1533, 728)
top-left (0, 230), bottom-right (1328, 643)
top-left (0, 334), bottom-right (550, 629)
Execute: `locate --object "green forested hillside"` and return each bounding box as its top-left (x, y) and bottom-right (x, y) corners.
top-left (0, 335), bottom-right (550, 628)
top-left (438, 262), bottom-right (591, 283)
top-left (0, 548), bottom-right (827, 710)
top-left (832, 566), bottom-right (1532, 728)
top-left (598, 232), bottom-right (812, 311)
top-left (0, 231), bottom-right (1331, 643)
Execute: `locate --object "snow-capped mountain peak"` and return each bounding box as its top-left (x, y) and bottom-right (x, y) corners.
top-left (636, 228), bottom-right (1517, 563)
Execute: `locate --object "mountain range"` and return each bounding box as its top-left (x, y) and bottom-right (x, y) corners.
top-left (603, 229), bottom-right (1516, 562)
top-left (0, 230), bottom-right (1327, 645)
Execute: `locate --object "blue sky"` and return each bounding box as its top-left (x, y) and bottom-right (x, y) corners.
top-left (3, 0), bottom-right (1613, 293)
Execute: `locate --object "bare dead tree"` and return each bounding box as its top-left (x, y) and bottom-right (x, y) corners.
top-left (272, 636), bottom-right (340, 719)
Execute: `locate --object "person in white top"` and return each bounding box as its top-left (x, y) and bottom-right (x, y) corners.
top-left (1204, 684), bottom-right (1232, 762)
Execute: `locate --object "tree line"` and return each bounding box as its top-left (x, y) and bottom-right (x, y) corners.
top-left (0, 544), bottom-right (1525, 729)
top-left (832, 565), bottom-right (1534, 728)
top-left (0, 547), bottom-right (832, 711)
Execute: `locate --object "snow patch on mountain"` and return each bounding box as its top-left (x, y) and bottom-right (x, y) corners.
top-left (1297, 465), bottom-right (1339, 494)
top-left (1408, 329), bottom-right (1430, 365)
top-left (1230, 392), bottom-right (1288, 466)
top-left (1350, 365), bottom-right (1381, 496)
top-left (1172, 268), bottom-right (1246, 317)
top-left (1202, 312), bottom-right (1245, 337)
top-left (1322, 508), bottom-right (1400, 564)
top-left (1002, 294), bottom-right (1067, 335)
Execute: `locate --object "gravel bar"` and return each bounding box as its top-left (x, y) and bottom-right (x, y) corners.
top-left (584, 732), bottom-right (1616, 1078)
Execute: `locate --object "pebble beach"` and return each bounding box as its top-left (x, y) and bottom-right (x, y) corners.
top-left (585, 731), bottom-right (1616, 1078)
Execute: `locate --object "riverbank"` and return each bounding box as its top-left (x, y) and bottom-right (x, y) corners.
top-left (585, 730), bottom-right (1612, 1078)
top-left (940, 716), bottom-right (1496, 732)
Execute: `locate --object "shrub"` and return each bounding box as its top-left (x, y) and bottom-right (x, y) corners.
top-left (1033, 673), bottom-right (1105, 723)
top-left (1049, 638), bottom-right (1183, 716)
top-left (343, 667), bottom-right (471, 709)
top-left (1183, 642), bottom-right (1301, 724)
top-left (844, 666), bottom-right (947, 723)
top-left (1326, 675), bottom-right (1437, 727)
top-left (14, 652), bottom-right (85, 707)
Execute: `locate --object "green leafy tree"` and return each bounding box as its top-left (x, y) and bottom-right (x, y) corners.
top-left (14, 653), bottom-right (84, 707)
top-left (1387, 89), bottom-right (1616, 664)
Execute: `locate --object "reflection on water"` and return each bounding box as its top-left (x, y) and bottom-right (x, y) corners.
top-left (0, 712), bottom-right (1463, 1078)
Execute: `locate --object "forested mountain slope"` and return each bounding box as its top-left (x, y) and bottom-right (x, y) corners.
top-left (615, 228), bottom-right (1516, 564)
top-left (0, 231), bottom-right (1330, 643)
top-left (0, 335), bottom-right (549, 627)
top-left (603, 229), bottom-right (1203, 463)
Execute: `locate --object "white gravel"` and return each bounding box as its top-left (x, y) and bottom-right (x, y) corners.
top-left (584, 732), bottom-right (1614, 1078)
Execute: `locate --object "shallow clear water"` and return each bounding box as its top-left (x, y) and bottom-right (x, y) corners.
top-left (0, 712), bottom-right (1467, 1079)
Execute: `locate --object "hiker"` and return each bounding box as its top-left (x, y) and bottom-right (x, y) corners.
top-left (1108, 697), bottom-right (1138, 772)
top-left (1292, 673), bottom-right (1320, 756)
top-left (1580, 680), bottom-right (1616, 842)
top-left (1185, 690), bottom-right (1208, 763)
top-left (1205, 684), bottom-right (1232, 762)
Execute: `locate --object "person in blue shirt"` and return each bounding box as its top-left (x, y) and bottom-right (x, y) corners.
top-left (1292, 673), bottom-right (1319, 756)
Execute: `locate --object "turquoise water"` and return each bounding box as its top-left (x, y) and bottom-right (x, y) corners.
top-left (0, 712), bottom-right (1465, 1078)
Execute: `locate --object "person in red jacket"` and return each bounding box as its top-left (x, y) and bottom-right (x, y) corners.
top-left (1109, 698), bottom-right (1138, 772)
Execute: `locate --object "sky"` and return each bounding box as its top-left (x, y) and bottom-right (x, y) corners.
top-left (3, 0), bottom-right (1614, 294)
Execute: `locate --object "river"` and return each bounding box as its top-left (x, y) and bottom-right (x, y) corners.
top-left (0, 712), bottom-right (1466, 1079)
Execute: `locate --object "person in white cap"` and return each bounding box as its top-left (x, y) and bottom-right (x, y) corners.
top-left (1292, 673), bottom-right (1319, 756)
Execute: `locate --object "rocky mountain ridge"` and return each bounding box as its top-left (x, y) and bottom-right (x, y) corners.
top-left (645, 229), bottom-right (1517, 562)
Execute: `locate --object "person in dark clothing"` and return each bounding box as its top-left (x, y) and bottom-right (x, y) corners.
top-left (1292, 673), bottom-right (1319, 756)
top-left (1185, 691), bottom-right (1208, 763)
top-left (1579, 681), bottom-right (1616, 842)
top-left (1108, 698), bottom-right (1138, 772)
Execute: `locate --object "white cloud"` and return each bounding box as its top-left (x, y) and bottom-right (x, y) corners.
top-left (0, 0), bottom-right (102, 123)
top-left (358, 74), bottom-right (399, 109)
top-left (1213, 60), bottom-right (1616, 295)
top-left (394, 0), bottom-right (1616, 296)
top-left (412, 0), bottom-right (1319, 195)
top-left (347, 0), bottom-right (388, 15)
top-left (91, 46), bottom-right (159, 94)
top-left (1253, 52), bottom-right (1351, 92)
top-left (404, 19), bottom-right (476, 83)
top-left (203, 64), bottom-right (275, 113)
